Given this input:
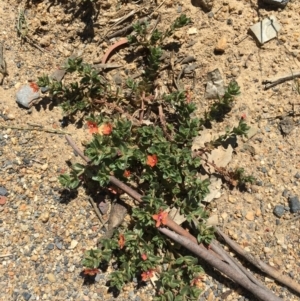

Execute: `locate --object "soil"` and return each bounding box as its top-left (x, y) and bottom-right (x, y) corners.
top-left (1, 0), bottom-right (300, 300)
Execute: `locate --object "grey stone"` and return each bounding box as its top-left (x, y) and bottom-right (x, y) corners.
top-left (294, 172), bottom-right (300, 179)
top-left (282, 189), bottom-right (290, 198)
top-left (47, 243), bottom-right (54, 250)
top-left (22, 292), bottom-right (32, 301)
top-left (261, 167), bottom-right (268, 173)
top-left (249, 16), bottom-right (281, 45)
top-left (16, 85), bottom-right (40, 109)
top-left (288, 196), bottom-right (300, 213)
top-left (55, 242), bottom-right (63, 250)
top-left (0, 186), bottom-right (8, 196)
top-left (273, 205), bottom-right (285, 218)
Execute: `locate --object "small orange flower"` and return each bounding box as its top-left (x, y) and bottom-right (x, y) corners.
top-left (123, 170), bottom-right (131, 178)
top-left (152, 210), bottom-right (168, 228)
top-left (141, 269), bottom-right (155, 281)
top-left (99, 123), bottom-right (112, 135)
top-left (87, 121), bottom-right (99, 134)
top-left (146, 154), bottom-right (158, 167)
top-left (241, 113), bottom-right (246, 120)
top-left (118, 234), bottom-right (125, 249)
top-left (141, 253), bottom-right (147, 261)
top-left (29, 82), bottom-right (39, 92)
top-left (83, 268), bottom-right (99, 276)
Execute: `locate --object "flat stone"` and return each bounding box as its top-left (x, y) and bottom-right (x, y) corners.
top-left (249, 16), bottom-right (281, 45)
top-left (16, 84), bottom-right (40, 109)
top-left (288, 196), bottom-right (300, 213)
top-left (205, 68), bottom-right (225, 99)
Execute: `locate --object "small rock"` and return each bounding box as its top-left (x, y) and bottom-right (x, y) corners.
top-left (47, 243), bottom-right (54, 250)
top-left (39, 212), bottom-right (49, 223)
top-left (275, 233), bottom-right (285, 246)
top-left (282, 189), bottom-right (290, 198)
top-left (30, 255), bottom-right (38, 262)
top-left (20, 224), bottom-right (29, 231)
top-left (0, 196), bottom-right (7, 205)
top-left (263, 247), bottom-right (272, 253)
top-left (215, 36), bottom-right (227, 53)
top-left (273, 205), bottom-right (285, 218)
top-left (69, 240), bottom-right (78, 249)
top-left (41, 163), bottom-right (48, 171)
top-left (55, 242), bottom-right (63, 250)
top-left (245, 211), bottom-right (255, 221)
top-left (22, 292), bottom-right (32, 301)
top-left (47, 273), bottom-right (56, 283)
top-left (16, 85), bottom-right (40, 109)
top-left (188, 27), bottom-right (198, 35)
top-left (228, 196), bottom-right (236, 203)
top-left (294, 172), bottom-right (300, 179)
top-left (7, 114), bottom-right (15, 120)
top-left (288, 196), bottom-right (300, 213)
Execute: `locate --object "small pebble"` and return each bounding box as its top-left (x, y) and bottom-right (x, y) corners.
top-left (22, 292), bottom-right (32, 301)
top-left (215, 36), bottom-right (227, 53)
top-left (39, 212), bottom-right (50, 223)
top-left (273, 205), bottom-right (285, 218)
top-left (47, 273), bottom-right (56, 283)
top-left (69, 240), bottom-right (78, 249)
top-left (55, 242), bottom-right (63, 250)
top-left (47, 243), bottom-right (54, 250)
top-left (245, 211), bottom-right (255, 221)
top-left (294, 172), bottom-right (300, 179)
top-left (288, 196), bottom-right (300, 213)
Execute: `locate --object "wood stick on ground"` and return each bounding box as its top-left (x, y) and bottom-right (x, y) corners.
top-left (215, 227), bottom-right (300, 294)
top-left (160, 228), bottom-right (283, 301)
top-left (87, 196), bottom-right (107, 229)
top-left (263, 71), bottom-right (300, 90)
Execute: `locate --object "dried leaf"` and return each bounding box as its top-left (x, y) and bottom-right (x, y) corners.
top-left (202, 145), bottom-right (233, 174)
top-left (203, 175), bottom-right (222, 203)
top-left (166, 207), bottom-right (186, 225)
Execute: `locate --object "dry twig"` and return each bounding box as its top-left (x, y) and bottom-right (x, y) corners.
top-left (0, 124), bottom-right (69, 135)
top-left (263, 71), bottom-right (300, 90)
